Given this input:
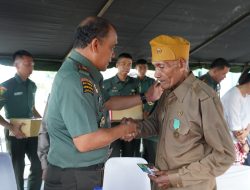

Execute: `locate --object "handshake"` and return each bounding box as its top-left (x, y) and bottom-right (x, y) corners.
top-left (120, 117), bottom-right (141, 142)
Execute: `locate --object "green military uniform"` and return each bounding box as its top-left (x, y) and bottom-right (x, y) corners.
top-left (137, 76), bottom-right (158, 164)
top-left (138, 76), bottom-right (155, 113)
top-left (45, 50), bottom-right (110, 190)
top-left (0, 74), bottom-right (42, 190)
top-left (199, 72), bottom-right (220, 95)
top-left (104, 75), bottom-right (140, 157)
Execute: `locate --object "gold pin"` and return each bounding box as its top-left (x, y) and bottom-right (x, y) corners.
top-left (174, 129), bottom-right (179, 138)
top-left (156, 48), bottom-right (162, 54)
top-left (178, 111), bottom-right (183, 116)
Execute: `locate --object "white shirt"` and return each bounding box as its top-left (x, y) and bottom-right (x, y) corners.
top-left (221, 87), bottom-right (250, 143)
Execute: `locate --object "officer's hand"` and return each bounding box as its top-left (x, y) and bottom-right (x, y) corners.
top-left (10, 123), bottom-right (26, 139)
top-left (148, 170), bottom-right (170, 189)
top-left (145, 82), bottom-right (163, 102)
top-left (42, 168), bottom-right (48, 180)
top-left (121, 118), bottom-right (138, 142)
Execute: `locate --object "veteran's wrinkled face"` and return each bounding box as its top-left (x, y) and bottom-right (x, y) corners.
top-left (153, 58), bottom-right (187, 90)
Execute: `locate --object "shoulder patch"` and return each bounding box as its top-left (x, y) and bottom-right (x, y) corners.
top-left (81, 78), bottom-right (94, 95)
top-left (0, 86), bottom-right (7, 96)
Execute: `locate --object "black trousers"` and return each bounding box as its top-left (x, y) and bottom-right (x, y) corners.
top-left (110, 139), bottom-right (141, 157)
top-left (244, 152), bottom-right (250, 166)
top-left (44, 163), bottom-right (104, 190)
top-left (142, 139), bottom-right (157, 164)
top-left (5, 129), bottom-right (42, 190)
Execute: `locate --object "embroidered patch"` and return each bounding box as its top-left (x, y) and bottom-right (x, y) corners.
top-left (0, 86), bottom-right (7, 96)
top-left (81, 78), bottom-right (94, 94)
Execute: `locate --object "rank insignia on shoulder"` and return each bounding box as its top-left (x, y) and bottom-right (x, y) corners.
top-left (81, 78), bottom-right (94, 95)
top-left (78, 65), bottom-right (89, 72)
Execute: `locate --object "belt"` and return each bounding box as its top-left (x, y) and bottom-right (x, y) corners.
top-left (49, 163), bottom-right (104, 171)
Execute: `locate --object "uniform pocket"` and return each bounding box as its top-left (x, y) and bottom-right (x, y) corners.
top-left (169, 118), bottom-right (190, 135)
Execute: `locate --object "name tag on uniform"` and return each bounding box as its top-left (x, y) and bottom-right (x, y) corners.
top-left (14, 92), bottom-right (23, 96)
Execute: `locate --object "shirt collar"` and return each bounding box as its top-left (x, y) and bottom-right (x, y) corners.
top-left (206, 72), bottom-right (218, 86)
top-left (114, 74), bottom-right (129, 84)
top-left (137, 76), bottom-right (147, 81)
top-left (171, 72), bottom-right (196, 102)
top-left (69, 50), bottom-right (103, 84)
top-left (15, 73), bottom-right (29, 84)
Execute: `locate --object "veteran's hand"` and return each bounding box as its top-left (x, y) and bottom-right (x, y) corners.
top-left (121, 118), bottom-right (139, 142)
top-left (148, 170), bottom-right (170, 189)
top-left (145, 82), bottom-right (163, 102)
top-left (10, 123), bottom-right (26, 139)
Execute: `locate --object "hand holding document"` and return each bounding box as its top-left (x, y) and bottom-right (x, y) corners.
top-left (9, 118), bottom-right (42, 137)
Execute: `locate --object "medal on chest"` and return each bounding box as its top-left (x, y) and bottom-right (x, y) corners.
top-left (173, 118), bottom-right (180, 138)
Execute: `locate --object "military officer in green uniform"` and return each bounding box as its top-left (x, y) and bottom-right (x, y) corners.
top-left (0, 50), bottom-right (42, 190)
top-left (135, 58), bottom-right (158, 164)
top-left (104, 53), bottom-right (141, 157)
top-left (199, 58), bottom-right (230, 96)
top-left (44, 17), bottom-right (140, 190)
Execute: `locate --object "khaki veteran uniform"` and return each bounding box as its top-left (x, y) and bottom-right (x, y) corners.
top-left (0, 74), bottom-right (42, 190)
top-left (46, 50), bottom-right (110, 190)
top-left (104, 75), bottom-right (140, 157)
top-left (138, 35), bottom-right (235, 190)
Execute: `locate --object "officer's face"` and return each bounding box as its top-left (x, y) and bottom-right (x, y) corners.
top-left (96, 27), bottom-right (117, 71)
top-left (15, 56), bottom-right (34, 79)
top-left (213, 66), bottom-right (230, 83)
top-left (136, 64), bottom-right (147, 77)
top-left (116, 58), bottom-right (132, 75)
top-left (154, 59), bottom-right (186, 90)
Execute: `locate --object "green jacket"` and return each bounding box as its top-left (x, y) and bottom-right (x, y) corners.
top-left (137, 76), bottom-right (155, 113)
top-left (47, 50), bottom-right (110, 168)
top-left (0, 74), bottom-right (36, 119)
top-left (104, 75), bottom-right (139, 97)
top-left (199, 72), bottom-right (220, 93)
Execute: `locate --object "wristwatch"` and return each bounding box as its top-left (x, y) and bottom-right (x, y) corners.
top-left (139, 93), bottom-right (147, 104)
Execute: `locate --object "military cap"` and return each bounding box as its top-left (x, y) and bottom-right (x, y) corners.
top-left (149, 35), bottom-right (190, 63)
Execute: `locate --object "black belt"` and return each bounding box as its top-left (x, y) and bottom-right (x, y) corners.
top-left (49, 162), bottom-right (104, 171)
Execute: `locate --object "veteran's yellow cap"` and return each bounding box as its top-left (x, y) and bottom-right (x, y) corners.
top-left (150, 35), bottom-right (190, 63)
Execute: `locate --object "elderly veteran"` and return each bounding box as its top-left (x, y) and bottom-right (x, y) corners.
top-left (123, 35), bottom-right (235, 190)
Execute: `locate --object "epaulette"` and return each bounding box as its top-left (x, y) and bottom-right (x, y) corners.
top-left (192, 80), bottom-right (217, 101)
top-left (78, 65), bottom-right (90, 77)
